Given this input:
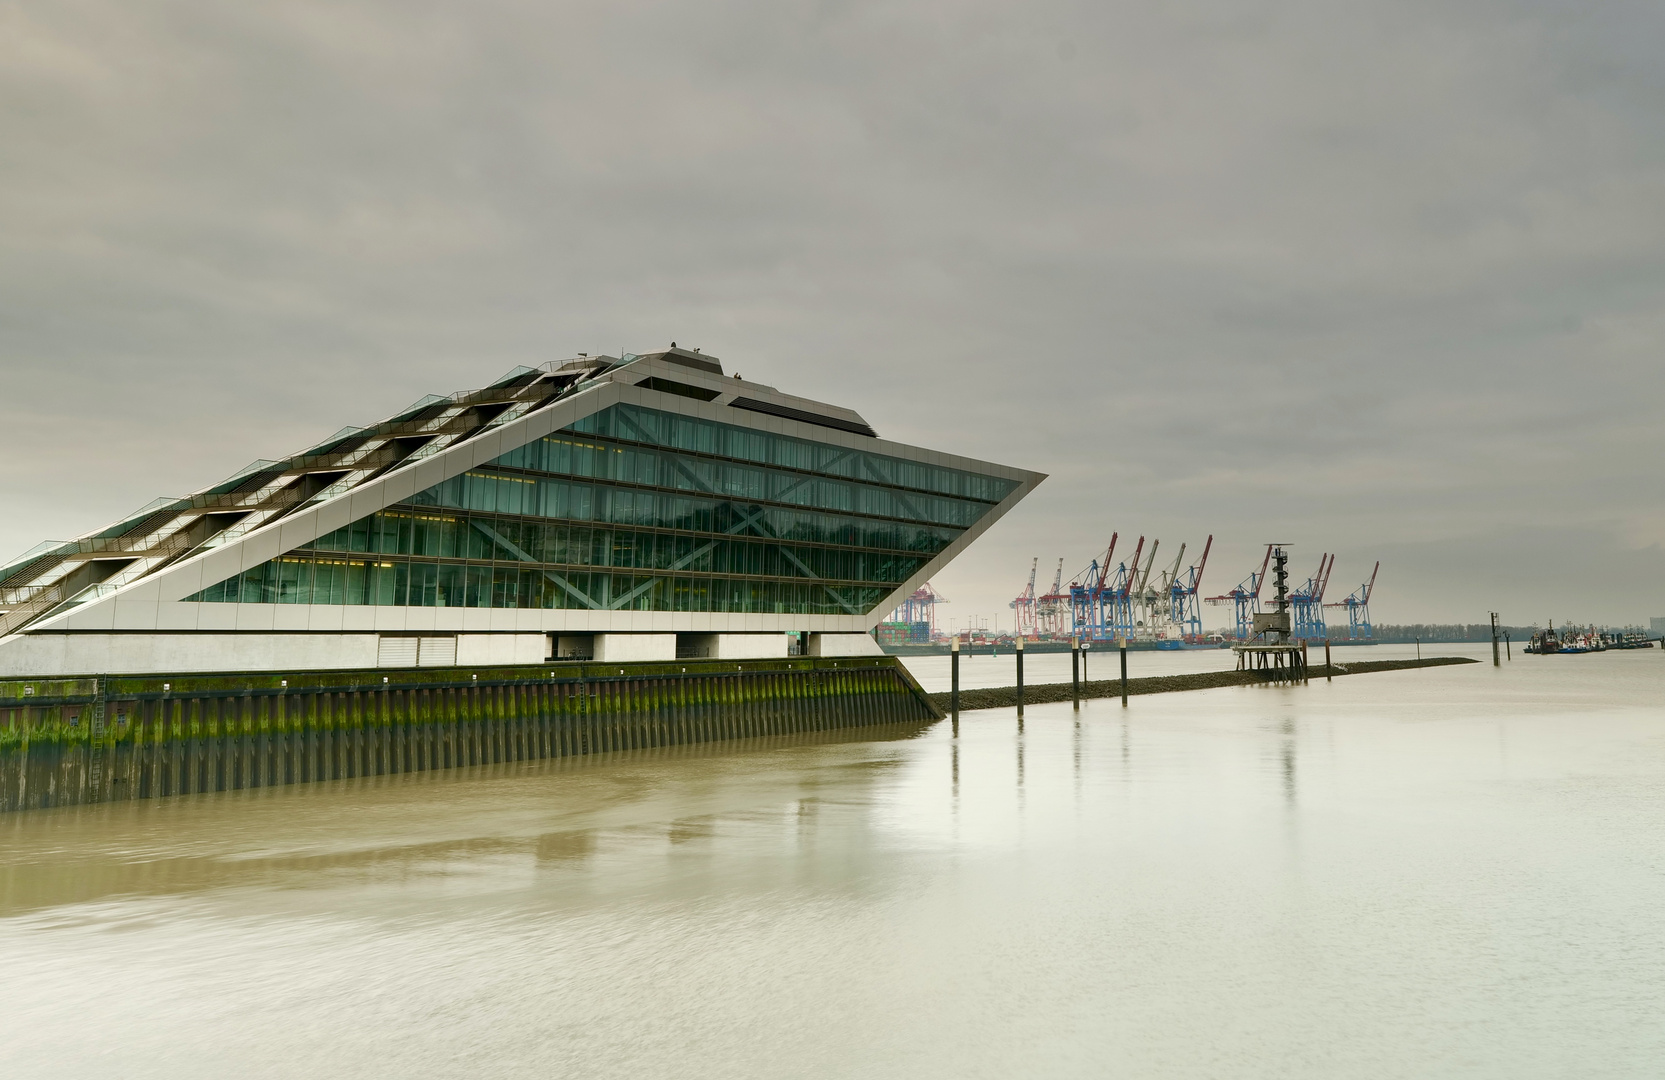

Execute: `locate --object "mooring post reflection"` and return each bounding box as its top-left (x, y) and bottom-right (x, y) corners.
top-left (1279, 716), bottom-right (1297, 806)
top-left (1074, 716), bottom-right (1084, 793)
top-left (950, 736), bottom-right (960, 811)
top-left (1015, 716), bottom-right (1025, 797)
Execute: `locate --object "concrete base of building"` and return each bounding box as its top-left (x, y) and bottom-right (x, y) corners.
top-left (808, 632), bottom-right (885, 657)
top-left (0, 632), bottom-right (553, 678)
top-left (0, 629), bottom-right (883, 677)
top-left (594, 633), bottom-right (677, 662)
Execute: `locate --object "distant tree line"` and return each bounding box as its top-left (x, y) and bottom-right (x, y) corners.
top-left (1353, 623), bottom-right (1539, 643)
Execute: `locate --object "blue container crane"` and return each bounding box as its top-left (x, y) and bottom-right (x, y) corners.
top-left (1166, 535), bottom-right (1212, 640)
top-left (1288, 553), bottom-right (1336, 641)
top-left (1325, 561), bottom-right (1378, 640)
top-left (1068, 533), bottom-right (1119, 641)
top-left (1205, 544), bottom-right (1271, 640)
top-left (886, 582), bottom-right (949, 641)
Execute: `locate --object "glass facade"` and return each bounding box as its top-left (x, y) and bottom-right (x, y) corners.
top-left (187, 403), bottom-right (1019, 616)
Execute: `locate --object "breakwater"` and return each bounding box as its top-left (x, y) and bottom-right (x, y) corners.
top-left (929, 656), bottom-right (1478, 712)
top-left (0, 656), bottom-right (937, 813)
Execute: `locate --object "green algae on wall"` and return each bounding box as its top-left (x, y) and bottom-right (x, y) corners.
top-left (0, 656), bottom-right (939, 812)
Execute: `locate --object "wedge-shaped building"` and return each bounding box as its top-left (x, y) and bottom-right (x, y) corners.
top-left (0, 348), bottom-right (1042, 676)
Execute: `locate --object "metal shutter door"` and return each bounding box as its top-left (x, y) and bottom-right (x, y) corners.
top-left (377, 636), bottom-right (419, 668)
top-left (417, 636), bottom-right (456, 667)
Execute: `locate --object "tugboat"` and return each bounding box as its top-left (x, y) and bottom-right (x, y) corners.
top-left (1551, 625), bottom-right (1601, 653)
top-left (1527, 622), bottom-right (1654, 654)
top-left (1602, 629), bottom-right (1657, 650)
top-left (1525, 623), bottom-right (1562, 655)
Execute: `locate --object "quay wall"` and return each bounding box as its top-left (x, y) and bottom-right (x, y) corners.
top-left (0, 656), bottom-right (939, 813)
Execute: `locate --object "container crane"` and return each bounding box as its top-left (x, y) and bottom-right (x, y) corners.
top-left (1068, 534), bottom-right (1118, 641)
top-left (1065, 533), bottom-right (1217, 642)
top-left (1101, 535), bottom-right (1145, 639)
top-left (1036, 559), bottom-right (1068, 638)
top-left (1168, 534), bottom-right (1213, 639)
top-left (1076, 534), bottom-right (1152, 641)
top-left (1325, 561), bottom-right (1378, 640)
top-left (1137, 540), bottom-right (1175, 633)
top-left (1205, 544), bottom-right (1271, 641)
top-left (890, 582), bottom-right (949, 640)
top-left (1010, 558), bottom-right (1039, 638)
top-left (1288, 553), bottom-right (1335, 641)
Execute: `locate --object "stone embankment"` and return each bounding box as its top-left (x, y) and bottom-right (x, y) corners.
top-left (928, 656), bottom-right (1478, 712)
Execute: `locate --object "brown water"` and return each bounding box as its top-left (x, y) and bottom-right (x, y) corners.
top-left (3, 648), bottom-right (1663, 1078)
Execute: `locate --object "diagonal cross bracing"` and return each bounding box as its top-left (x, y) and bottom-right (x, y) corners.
top-left (469, 519), bottom-right (602, 610)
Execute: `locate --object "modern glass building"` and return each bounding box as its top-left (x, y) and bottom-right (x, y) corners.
top-left (0, 348), bottom-right (1042, 675)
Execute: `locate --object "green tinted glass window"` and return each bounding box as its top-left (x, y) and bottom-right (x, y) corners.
top-left (187, 402), bottom-right (1016, 615)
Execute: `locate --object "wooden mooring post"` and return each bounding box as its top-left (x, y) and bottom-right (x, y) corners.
top-left (950, 636), bottom-right (961, 727)
top-left (1071, 635), bottom-right (1081, 709)
top-left (1015, 637), bottom-right (1024, 718)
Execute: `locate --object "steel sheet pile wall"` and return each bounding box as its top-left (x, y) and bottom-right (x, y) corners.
top-left (0, 658), bottom-right (937, 812)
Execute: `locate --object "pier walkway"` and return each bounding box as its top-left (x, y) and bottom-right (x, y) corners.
top-left (928, 656), bottom-right (1477, 712)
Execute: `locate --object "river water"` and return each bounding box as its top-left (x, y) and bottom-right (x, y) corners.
top-left (3, 646), bottom-right (1662, 1078)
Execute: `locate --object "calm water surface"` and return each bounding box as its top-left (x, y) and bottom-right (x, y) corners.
top-left (3, 647), bottom-right (1663, 1078)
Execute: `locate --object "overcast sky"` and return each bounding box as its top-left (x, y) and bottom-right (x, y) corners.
top-left (3, 0), bottom-right (1663, 628)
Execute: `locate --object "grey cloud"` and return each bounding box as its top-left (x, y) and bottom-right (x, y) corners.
top-left (2, 0), bottom-right (1662, 623)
